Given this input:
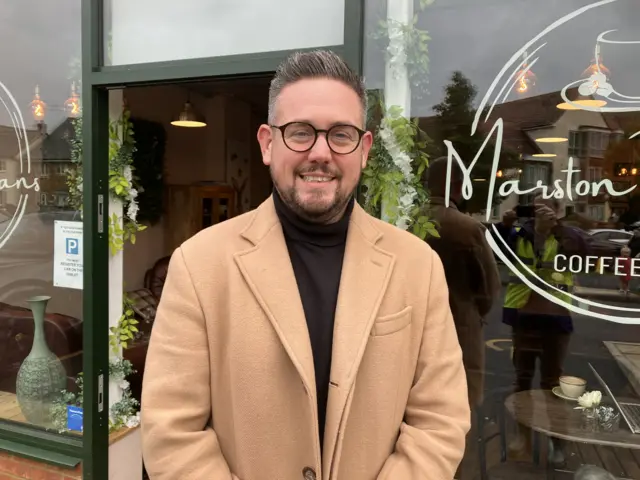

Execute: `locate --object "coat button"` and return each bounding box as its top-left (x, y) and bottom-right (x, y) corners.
top-left (302, 467), bottom-right (316, 480)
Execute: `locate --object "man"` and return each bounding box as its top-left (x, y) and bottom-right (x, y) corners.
top-left (141, 50), bottom-right (470, 480)
top-left (500, 196), bottom-right (588, 462)
top-left (425, 157), bottom-right (501, 479)
top-left (426, 157), bottom-right (501, 407)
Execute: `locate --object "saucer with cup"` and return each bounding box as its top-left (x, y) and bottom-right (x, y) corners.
top-left (552, 375), bottom-right (587, 401)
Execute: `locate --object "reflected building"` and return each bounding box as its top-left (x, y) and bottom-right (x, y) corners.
top-left (420, 87), bottom-right (640, 226)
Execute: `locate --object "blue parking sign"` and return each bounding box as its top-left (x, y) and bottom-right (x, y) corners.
top-left (66, 238), bottom-right (79, 255)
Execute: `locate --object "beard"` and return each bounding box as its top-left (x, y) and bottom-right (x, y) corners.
top-left (270, 163), bottom-right (359, 224)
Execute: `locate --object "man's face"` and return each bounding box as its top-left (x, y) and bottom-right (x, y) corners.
top-left (257, 78), bottom-right (373, 224)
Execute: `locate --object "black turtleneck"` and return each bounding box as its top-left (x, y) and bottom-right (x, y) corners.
top-left (273, 191), bottom-right (353, 449)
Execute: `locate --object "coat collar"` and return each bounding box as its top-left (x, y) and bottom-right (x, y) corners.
top-left (234, 195), bottom-right (395, 471)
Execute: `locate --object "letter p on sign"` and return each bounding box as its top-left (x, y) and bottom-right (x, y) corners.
top-left (66, 238), bottom-right (79, 255)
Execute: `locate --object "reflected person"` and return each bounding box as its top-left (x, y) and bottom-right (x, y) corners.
top-left (499, 196), bottom-right (588, 462)
top-left (425, 156), bottom-right (502, 479)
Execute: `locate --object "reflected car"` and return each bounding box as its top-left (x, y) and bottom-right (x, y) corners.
top-left (587, 229), bottom-right (633, 247)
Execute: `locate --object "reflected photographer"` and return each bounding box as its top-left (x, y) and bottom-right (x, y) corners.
top-left (498, 195), bottom-right (589, 463)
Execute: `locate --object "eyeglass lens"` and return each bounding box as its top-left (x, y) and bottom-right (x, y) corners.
top-left (283, 122), bottom-right (361, 154)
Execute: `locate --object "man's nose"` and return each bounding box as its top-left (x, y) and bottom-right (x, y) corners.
top-left (308, 133), bottom-right (332, 161)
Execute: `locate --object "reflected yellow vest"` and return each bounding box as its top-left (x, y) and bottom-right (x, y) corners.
top-left (503, 235), bottom-right (573, 309)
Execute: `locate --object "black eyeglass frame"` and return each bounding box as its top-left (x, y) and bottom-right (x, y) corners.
top-left (270, 121), bottom-right (367, 154)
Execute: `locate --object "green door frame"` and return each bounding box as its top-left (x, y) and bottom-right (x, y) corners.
top-left (78, 1), bottom-right (366, 479)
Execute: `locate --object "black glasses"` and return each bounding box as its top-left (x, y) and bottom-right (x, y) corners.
top-left (270, 121), bottom-right (366, 154)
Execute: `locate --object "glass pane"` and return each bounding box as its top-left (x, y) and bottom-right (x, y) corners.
top-left (219, 198), bottom-right (229, 222)
top-left (202, 197), bottom-right (213, 228)
top-left (0, 2), bottom-right (83, 435)
top-left (364, 0), bottom-right (640, 477)
top-left (103, 0), bottom-right (345, 66)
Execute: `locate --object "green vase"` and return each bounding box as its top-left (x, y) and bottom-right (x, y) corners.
top-left (16, 296), bottom-right (67, 427)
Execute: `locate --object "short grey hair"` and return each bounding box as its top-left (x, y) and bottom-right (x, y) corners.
top-left (268, 50), bottom-right (367, 126)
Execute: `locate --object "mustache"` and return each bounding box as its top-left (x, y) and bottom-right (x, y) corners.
top-left (295, 164), bottom-right (342, 178)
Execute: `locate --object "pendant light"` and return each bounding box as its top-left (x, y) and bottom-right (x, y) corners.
top-left (29, 85), bottom-right (47, 122)
top-left (512, 51), bottom-right (537, 97)
top-left (557, 44), bottom-right (609, 110)
top-left (64, 82), bottom-right (81, 118)
top-left (171, 91), bottom-right (206, 127)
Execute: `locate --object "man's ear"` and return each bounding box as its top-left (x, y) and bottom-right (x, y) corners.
top-left (257, 125), bottom-right (273, 166)
top-left (360, 131), bottom-right (373, 169)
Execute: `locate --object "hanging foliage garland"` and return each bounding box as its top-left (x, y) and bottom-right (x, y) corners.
top-left (63, 105), bottom-right (145, 432)
top-left (361, 0), bottom-right (438, 239)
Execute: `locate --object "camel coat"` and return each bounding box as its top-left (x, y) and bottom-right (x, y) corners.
top-left (141, 195), bottom-right (470, 480)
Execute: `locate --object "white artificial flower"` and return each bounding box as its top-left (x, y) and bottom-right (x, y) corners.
top-left (125, 412), bottom-right (140, 428)
top-left (575, 390), bottom-right (602, 409)
top-left (123, 165), bottom-right (133, 183)
top-left (119, 379), bottom-right (130, 391)
top-left (127, 200), bottom-right (139, 223)
top-left (128, 188), bottom-right (138, 200)
top-left (377, 114), bottom-right (418, 232)
top-left (387, 24), bottom-right (407, 79)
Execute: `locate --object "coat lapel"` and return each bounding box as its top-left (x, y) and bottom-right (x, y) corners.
top-left (234, 196), bottom-right (316, 395)
top-left (323, 204), bottom-right (395, 476)
top-left (234, 197), bottom-right (396, 478)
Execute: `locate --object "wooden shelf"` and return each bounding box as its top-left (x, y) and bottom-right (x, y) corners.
top-left (0, 391), bottom-right (139, 445)
top-left (164, 184), bottom-right (236, 255)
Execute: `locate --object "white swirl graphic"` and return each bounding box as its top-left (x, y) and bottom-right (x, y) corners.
top-left (0, 80), bottom-right (34, 249)
top-left (459, 0), bottom-right (640, 323)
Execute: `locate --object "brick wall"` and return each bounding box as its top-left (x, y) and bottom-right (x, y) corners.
top-left (0, 451), bottom-right (82, 479)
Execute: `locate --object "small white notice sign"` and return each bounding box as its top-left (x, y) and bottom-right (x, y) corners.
top-left (53, 220), bottom-right (83, 290)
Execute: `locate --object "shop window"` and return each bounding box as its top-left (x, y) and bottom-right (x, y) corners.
top-left (588, 166), bottom-right (603, 182)
top-left (103, 0), bottom-right (345, 65)
top-left (363, 0), bottom-right (640, 477)
top-left (0, 0), bottom-right (84, 443)
top-left (569, 130), bottom-right (587, 158)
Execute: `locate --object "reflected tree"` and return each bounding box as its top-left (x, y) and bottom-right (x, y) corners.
top-left (426, 71), bottom-right (520, 214)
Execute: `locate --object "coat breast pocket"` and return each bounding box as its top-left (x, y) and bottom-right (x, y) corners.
top-left (370, 306), bottom-right (413, 337)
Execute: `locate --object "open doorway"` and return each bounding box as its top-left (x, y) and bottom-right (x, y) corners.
top-left (117, 76), bottom-right (274, 403)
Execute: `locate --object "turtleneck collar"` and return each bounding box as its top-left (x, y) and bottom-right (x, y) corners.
top-left (273, 189), bottom-right (353, 247)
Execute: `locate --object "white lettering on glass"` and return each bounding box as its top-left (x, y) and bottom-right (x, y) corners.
top-left (0, 177), bottom-right (40, 191)
top-left (442, 0), bottom-right (640, 323)
top-left (0, 79), bottom-right (36, 250)
top-left (444, 144), bottom-right (636, 213)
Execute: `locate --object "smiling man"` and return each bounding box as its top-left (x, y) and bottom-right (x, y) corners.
top-left (141, 50), bottom-right (469, 480)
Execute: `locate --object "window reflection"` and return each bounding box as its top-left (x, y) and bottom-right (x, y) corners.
top-left (0, 1), bottom-right (83, 434)
top-left (365, 0), bottom-right (640, 477)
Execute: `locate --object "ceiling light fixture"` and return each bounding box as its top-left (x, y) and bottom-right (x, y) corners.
top-left (532, 153), bottom-right (557, 158)
top-left (171, 99), bottom-right (206, 128)
top-left (535, 137), bottom-right (568, 143)
top-left (557, 99), bottom-right (607, 110)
